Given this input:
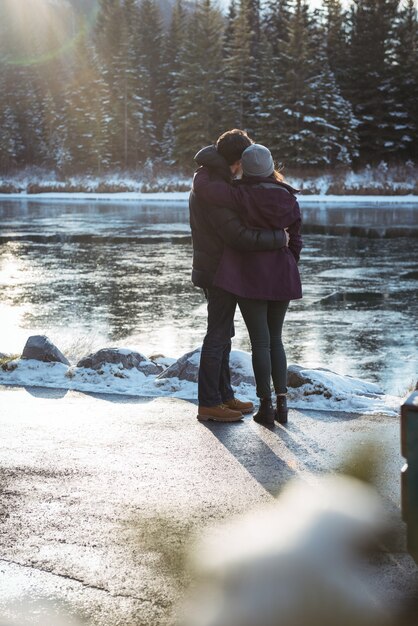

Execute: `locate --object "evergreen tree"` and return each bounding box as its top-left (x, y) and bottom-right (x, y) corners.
top-left (0, 11), bottom-right (23, 170)
top-left (137, 0), bottom-right (166, 147)
top-left (94, 0), bottom-right (125, 165)
top-left (123, 0), bottom-right (157, 163)
top-left (13, 64), bottom-right (50, 166)
top-left (272, 1), bottom-right (358, 167)
top-left (0, 0), bottom-right (417, 173)
top-left (0, 4), bottom-right (50, 168)
top-left (220, 0), bottom-right (262, 135)
top-left (0, 102), bottom-right (25, 171)
top-left (161, 0), bottom-right (187, 163)
top-left (395, 0), bottom-right (418, 158)
top-left (262, 0), bottom-right (292, 53)
top-left (258, 0), bottom-right (292, 149)
top-left (347, 0), bottom-right (412, 161)
top-left (323, 0), bottom-right (350, 92)
top-left (64, 30), bottom-right (113, 173)
top-left (94, 0), bottom-right (156, 168)
top-left (171, 0), bottom-right (224, 165)
top-left (224, 0), bottom-right (237, 48)
top-left (42, 89), bottom-right (68, 171)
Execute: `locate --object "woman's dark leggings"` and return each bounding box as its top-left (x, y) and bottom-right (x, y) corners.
top-left (237, 298), bottom-right (289, 398)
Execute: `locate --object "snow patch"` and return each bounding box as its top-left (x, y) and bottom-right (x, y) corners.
top-left (0, 352), bottom-right (400, 417)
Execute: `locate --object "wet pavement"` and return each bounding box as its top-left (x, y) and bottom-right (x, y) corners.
top-left (0, 385), bottom-right (417, 625)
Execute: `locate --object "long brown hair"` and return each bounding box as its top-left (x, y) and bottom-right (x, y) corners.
top-left (273, 168), bottom-right (284, 182)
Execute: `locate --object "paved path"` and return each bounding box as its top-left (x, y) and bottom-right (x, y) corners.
top-left (0, 385), bottom-right (416, 625)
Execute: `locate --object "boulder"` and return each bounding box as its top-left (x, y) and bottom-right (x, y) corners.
top-left (76, 348), bottom-right (162, 375)
top-left (287, 365), bottom-right (313, 388)
top-left (157, 348), bottom-right (200, 382)
top-left (157, 348), bottom-right (256, 387)
top-left (287, 365), bottom-right (341, 394)
top-left (22, 335), bottom-right (70, 365)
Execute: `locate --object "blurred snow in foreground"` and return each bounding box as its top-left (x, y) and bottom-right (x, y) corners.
top-left (180, 474), bottom-right (391, 626)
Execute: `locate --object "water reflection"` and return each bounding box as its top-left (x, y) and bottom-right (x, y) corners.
top-left (299, 202), bottom-right (418, 227)
top-left (0, 199), bottom-right (417, 395)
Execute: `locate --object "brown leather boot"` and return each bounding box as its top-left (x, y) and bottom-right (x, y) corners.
top-left (197, 404), bottom-right (243, 423)
top-left (225, 397), bottom-right (254, 414)
top-left (253, 398), bottom-right (275, 426)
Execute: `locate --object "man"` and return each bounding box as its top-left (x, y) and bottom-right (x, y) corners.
top-left (189, 129), bottom-right (288, 423)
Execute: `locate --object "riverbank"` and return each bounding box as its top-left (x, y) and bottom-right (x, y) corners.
top-left (1, 162), bottom-right (417, 198)
top-left (0, 343), bottom-right (402, 417)
top-left (2, 191), bottom-right (418, 204)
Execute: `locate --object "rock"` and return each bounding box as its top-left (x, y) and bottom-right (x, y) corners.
top-left (287, 365), bottom-right (336, 398)
top-left (0, 352), bottom-right (8, 360)
top-left (318, 291), bottom-right (386, 305)
top-left (157, 348), bottom-right (256, 387)
top-left (149, 353), bottom-right (166, 362)
top-left (22, 335), bottom-right (70, 365)
top-left (286, 364), bottom-right (388, 410)
top-left (157, 348), bottom-right (200, 382)
top-left (401, 270), bottom-right (418, 280)
top-left (76, 348), bottom-right (162, 375)
top-left (287, 365), bottom-right (313, 388)
top-left (149, 354), bottom-right (177, 369)
top-left (287, 365), bottom-right (342, 395)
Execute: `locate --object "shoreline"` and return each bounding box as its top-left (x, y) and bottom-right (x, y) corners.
top-left (0, 348), bottom-right (402, 418)
top-left (1, 191), bottom-right (418, 204)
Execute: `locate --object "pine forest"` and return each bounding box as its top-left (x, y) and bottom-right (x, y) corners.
top-left (0, 0), bottom-right (417, 174)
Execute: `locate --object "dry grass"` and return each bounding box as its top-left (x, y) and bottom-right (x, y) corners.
top-left (0, 354), bottom-right (20, 368)
top-left (1, 162), bottom-right (417, 195)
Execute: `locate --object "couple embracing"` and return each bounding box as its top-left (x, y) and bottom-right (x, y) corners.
top-left (189, 129), bottom-right (302, 427)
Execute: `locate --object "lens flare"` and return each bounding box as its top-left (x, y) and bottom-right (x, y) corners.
top-left (0, 0), bottom-right (98, 67)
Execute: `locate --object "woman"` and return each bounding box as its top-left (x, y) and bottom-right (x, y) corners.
top-left (193, 143), bottom-right (302, 425)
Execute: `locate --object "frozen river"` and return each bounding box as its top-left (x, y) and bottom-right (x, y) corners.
top-left (0, 198), bottom-right (417, 396)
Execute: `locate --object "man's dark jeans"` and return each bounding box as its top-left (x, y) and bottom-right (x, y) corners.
top-left (198, 286), bottom-right (237, 407)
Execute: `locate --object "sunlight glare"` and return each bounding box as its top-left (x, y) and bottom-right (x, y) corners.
top-left (1, 0), bottom-right (96, 67)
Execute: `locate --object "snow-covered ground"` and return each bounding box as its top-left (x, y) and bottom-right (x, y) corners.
top-left (1, 161), bottom-right (417, 200)
top-left (0, 349), bottom-right (401, 417)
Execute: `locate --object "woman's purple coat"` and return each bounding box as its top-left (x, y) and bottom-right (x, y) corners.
top-left (193, 168), bottom-right (303, 301)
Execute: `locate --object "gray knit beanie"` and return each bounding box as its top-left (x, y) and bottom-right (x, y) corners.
top-left (241, 143), bottom-right (274, 178)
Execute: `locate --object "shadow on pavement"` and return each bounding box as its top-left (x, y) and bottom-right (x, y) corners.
top-left (274, 421), bottom-right (337, 474)
top-left (14, 385), bottom-right (157, 404)
top-left (292, 408), bottom-right (359, 422)
top-left (23, 385), bottom-right (69, 399)
top-left (81, 391), bottom-right (155, 404)
top-left (202, 417), bottom-right (295, 496)
top-left (202, 408), bottom-right (358, 493)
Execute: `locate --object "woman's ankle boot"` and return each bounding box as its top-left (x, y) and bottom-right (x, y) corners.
top-left (275, 395), bottom-right (288, 424)
top-left (253, 398), bottom-right (275, 426)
